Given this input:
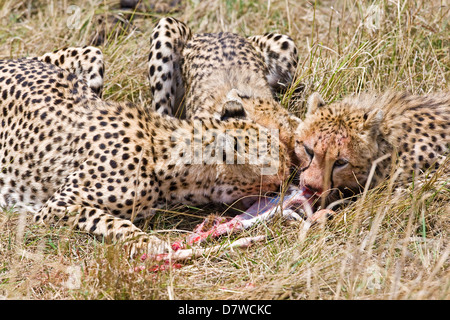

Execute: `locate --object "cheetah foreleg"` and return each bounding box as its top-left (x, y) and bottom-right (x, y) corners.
top-left (35, 202), bottom-right (169, 256)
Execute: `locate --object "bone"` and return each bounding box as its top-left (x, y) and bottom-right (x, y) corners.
top-left (140, 186), bottom-right (319, 268)
top-left (151, 235), bottom-right (266, 262)
top-left (172, 185), bottom-right (313, 250)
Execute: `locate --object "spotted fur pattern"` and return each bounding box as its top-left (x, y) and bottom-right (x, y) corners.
top-left (147, 18), bottom-right (302, 159)
top-left (32, 46), bottom-right (104, 97)
top-left (294, 91), bottom-right (450, 204)
top-left (0, 51), bottom-right (291, 255)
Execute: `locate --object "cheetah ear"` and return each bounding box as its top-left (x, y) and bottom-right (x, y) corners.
top-left (221, 89), bottom-right (246, 120)
top-left (362, 108), bottom-right (384, 135)
top-left (288, 116), bottom-right (302, 131)
top-left (306, 92), bottom-right (325, 115)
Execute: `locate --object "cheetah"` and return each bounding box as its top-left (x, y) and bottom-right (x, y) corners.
top-left (294, 91), bottom-right (450, 206)
top-left (30, 46), bottom-right (104, 97)
top-left (0, 50), bottom-right (291, 256)
top-left (147, 17), bottom-right (302, 160)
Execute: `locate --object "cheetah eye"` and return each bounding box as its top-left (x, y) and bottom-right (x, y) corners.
top-left (304, 144), bottom-right (314, 159)
top-left (334, 159), bottom-right (349, 168)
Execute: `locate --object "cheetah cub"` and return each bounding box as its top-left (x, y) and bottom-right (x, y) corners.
top-left (295, 91), bottom-right (450, 205)
top-left (0, 54), bottom-right (291, 256)
top-left (148, 17), bottom-right (302, 162)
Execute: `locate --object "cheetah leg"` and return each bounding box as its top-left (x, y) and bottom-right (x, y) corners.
top-left (34, 187), bottom-right (169, 257)
top-left (35, 46), bottom-right (105, 97)
top-left (148, 17), bottom-right (192, 117)
top-left (247, 33), bottom-right (299, 95)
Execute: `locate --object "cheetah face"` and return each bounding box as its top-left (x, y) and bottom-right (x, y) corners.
top-left (294, 127), bottom-right (360, 203)
top-left (294, 93), bottom-right (384, 205)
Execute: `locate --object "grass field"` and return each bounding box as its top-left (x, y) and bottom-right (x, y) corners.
top-left (0, 0), bottom-right (449, 300)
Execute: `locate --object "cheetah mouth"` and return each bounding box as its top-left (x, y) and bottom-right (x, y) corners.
top-left (241, 185), bottom-right (316, 221)
top-left (171, 185), bottom-right (317, 250)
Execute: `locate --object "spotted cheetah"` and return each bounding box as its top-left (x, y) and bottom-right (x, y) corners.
top-left (147, 17), bottom-right (302, 161)
top-left (31, 46), bottom-right (104, 97)
top-left (294, 91), bottom-right (450, 206)
top-left (0, 50), bottom-right (291, 256)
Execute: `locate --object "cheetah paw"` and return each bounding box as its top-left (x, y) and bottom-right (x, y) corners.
top-left (125, 235), bottom-right (170, 258)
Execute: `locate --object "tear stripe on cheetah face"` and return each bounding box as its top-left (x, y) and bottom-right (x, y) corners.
top-left (294, 91), bottom-right (450, 205)
top-left (0, 58), bottom-right (290, 255)
top-left (148, 18), bottom-right (302, 161)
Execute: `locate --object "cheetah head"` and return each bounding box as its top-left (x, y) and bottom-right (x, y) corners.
top-left (294, 92), bottom-right (384, 205)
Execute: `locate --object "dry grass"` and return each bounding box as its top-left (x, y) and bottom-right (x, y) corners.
top-left (0, 0), bottom-right (449, 300)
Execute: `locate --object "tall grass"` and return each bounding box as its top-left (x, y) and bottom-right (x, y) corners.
top-left (0, 0), bottom-right (448, 299)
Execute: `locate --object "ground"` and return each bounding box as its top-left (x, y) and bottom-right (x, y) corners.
top-left (0, 0), bottom-right (449, 300)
